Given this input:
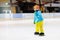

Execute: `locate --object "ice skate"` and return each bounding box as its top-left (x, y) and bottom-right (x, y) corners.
top-left (34, 32), bottom-right (39, 35)
top-left (39, 33), bottom-right (45, 36)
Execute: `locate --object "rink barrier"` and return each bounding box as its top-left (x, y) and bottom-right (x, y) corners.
top-left (0, 13), bottom-right (60, 19)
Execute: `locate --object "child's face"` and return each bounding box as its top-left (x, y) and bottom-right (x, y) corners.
top-left (34, 5), bottom-right (40, 10)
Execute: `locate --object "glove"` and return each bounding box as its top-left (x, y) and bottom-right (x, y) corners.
top-left (34, 22), bottom-right (35, 24)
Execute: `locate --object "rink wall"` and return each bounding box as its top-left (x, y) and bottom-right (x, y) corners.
top-left (0, 13), bottom-right (60, 19)
top-left (23, 13), bottom-right (60, 19)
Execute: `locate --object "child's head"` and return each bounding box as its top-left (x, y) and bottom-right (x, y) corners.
top-left (33, 4), bottom-right (40, 11)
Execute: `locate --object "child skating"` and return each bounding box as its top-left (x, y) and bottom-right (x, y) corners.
top-left (33, 4), bottom-right (45, 36)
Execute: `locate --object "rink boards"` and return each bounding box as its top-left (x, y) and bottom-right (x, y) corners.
top-left (0, 13), bottom-right (60, 19)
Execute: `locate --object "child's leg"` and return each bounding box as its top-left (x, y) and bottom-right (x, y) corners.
top-left (38, 21), bottom-right (45, 36)
top-left (35, 23), bottom-right (39, 33)
top-left (34, 23), bottom-right (39, 35)
top-left (38, 21), bottom-right (44, 33)
top-left (38, 21), bottom-right (44, 36)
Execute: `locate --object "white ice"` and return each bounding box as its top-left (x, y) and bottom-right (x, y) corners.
top-left (0, 18), bottom-right (60, 40)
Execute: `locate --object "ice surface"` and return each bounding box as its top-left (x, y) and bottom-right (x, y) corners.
top-left (0, 18), bottom-right (60, 40)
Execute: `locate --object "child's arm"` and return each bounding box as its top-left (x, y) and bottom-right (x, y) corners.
top-left (34, 13), bottom-right (35, 24)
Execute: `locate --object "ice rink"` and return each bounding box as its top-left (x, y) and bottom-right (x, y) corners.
top-left (0, 18), bottom-right (60, 40)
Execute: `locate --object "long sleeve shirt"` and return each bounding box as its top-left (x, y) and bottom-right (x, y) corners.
top-left (34, 10), bottom-right (43, 24)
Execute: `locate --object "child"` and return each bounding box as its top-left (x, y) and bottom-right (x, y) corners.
top-left (33, 4), bottom-right (45, 36)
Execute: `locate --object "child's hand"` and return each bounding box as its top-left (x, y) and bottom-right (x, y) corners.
top-left (34, 22), bottom-right (35, 24)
